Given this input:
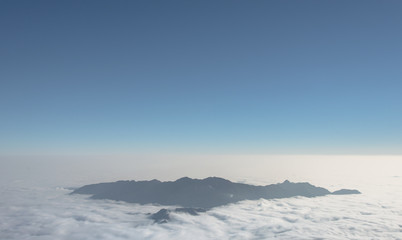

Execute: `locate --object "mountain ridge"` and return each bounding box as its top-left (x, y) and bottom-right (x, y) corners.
top-left (71, 177), bottom-right (360, 208)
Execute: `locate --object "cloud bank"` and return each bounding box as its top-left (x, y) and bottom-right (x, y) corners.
top-left (1, 180), bottom-right (402, 240)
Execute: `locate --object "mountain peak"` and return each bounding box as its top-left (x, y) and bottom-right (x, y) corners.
top-left (175, 177), bottom-right (193, 182)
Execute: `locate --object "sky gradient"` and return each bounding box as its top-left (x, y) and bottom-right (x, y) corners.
top-left (1, 0), bottom-right (402, 155)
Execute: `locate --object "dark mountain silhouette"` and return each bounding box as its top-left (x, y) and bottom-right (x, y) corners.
top-left (150, 208), bottom-right (207, 223)
top-left (71, 177), bottom-right (360, 208)
top-left (332, 189), bottom-right (361, 195)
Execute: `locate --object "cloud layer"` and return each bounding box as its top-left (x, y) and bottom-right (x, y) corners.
top-left (1, 178), bottom-right (402, 240)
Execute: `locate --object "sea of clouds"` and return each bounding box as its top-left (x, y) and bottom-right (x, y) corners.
top-left (1, 156), bottom-right (402, 239)
top-left (1, 177), bottom-right (402, 240)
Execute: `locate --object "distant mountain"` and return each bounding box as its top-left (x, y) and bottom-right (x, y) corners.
top-left (332, 189), bottom-right (361, 195)
top-left (71, 177), bottom-right (360, 208)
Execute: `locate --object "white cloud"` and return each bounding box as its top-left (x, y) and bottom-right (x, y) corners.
top-left (1, 178), bottom-right (402, 240)
top-left (1, 155), bottom-right (402, 239)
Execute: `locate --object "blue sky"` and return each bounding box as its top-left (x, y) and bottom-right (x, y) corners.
top-left (1, 0), bottom-right (401, 155)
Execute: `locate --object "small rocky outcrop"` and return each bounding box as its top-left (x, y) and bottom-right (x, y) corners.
top-left (150, 208), bottom-right (207, 223)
